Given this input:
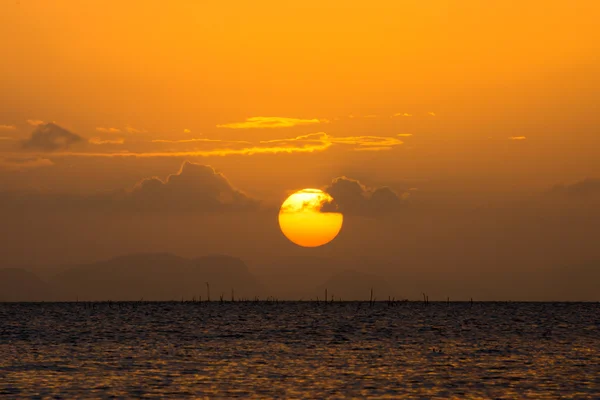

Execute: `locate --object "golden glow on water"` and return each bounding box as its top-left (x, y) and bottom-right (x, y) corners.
top-left (279, 189), bottom-right (343, 247)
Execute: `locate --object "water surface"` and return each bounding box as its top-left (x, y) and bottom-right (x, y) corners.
top-left (1, 302), bottom-right (598, 398)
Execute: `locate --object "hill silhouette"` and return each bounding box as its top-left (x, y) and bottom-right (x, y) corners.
top-left (51, 253), bottom-right (265, 301)
top-left (0, 268), bottom-right (55, 301)
top-left (1, 254), bottom-right (599, 302)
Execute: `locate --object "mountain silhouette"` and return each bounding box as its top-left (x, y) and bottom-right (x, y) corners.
top-left (51, 253), bottom-right (265, 301)
top-left (0, 268), bottom-right (55, 301)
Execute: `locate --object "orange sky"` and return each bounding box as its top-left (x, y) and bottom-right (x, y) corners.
top-left (0, 1), bottom-right (599, 299)
top-left (1, 2), bottom-right (599, 194)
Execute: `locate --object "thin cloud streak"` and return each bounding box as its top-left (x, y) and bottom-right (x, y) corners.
top-left (0, 157), bottom-right (54, 171)
top-left (125, 125), bottom-right (146, 133)
top-left (17, 133), bottom-right (402, 159)
top-left (260, 132), bottom-right (403, 150)
top-left (151, 138), bottom-right (251, 144)
top-left (96, 127), bottom-right (122, 134)
top-left (49, 143), bottom-right (332, 158)
top-left (89, 137), bottom-right (125, 145)
top-left (217, 116), bottom-right (326, 129)
top-left (0, 125), bottom-right (17, 131)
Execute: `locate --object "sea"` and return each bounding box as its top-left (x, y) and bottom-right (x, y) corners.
top-left (0, 302), bottom-right (598, 398)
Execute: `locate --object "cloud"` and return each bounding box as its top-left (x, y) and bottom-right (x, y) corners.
top-left (129, 161), bottom-right (257, 212)
top-left (217, 116), bottom-right (326, 129)
top-left (125, 125), bottom-right (146, 134)
top-left (550, 178), bottom-right (600, 198)
top-left (393, 113), bottom-right (412, 117)
top-left (0, 137), bottom-right (15, 141)
top-left (0, 157), bottom-right (54, 171)
top-left (96, 127), bottom-right (122, 134)
top-left (151, 138), bottom-right (250, 145)
top-left (183, 129), bottom-right (191, 134)
top-left (398, 133), bottom-right (413, 137)
top-left (26, 132), bottom-right (401, 159)
top-left (509, 136), bottom-right (527, 140)
top-left (89, 137), bottom-right (125, 145)
top-left (279, 188), bottom-right (336, 214)
top-left (260, 133), bottom-right (403, 152)
top-left (21, 123), bottom-right (84, 151)
top-left (0, 125), bottom-right (16, 131)
top-left (322, 177), bottom-right (406, 216)
top-left (27, 119), bottom-right (44, 126)
top-left (428, 112), bottom-right (436, 116)
top-left (353, 146), bottom-right (395, 152)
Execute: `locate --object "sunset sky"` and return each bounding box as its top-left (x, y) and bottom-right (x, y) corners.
top-left (1, 1), bottom-right (599, 300)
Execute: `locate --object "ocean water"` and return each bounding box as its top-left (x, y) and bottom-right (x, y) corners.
top-left (0, 302), bottom-right (598, 398)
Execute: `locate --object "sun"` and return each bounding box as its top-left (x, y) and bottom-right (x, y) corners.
top-left (278, 189), bottom-right (343, 247)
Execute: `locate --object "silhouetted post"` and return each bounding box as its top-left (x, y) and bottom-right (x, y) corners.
top-left (231, 288), bottom-right (235, 302)
top-left (470, 297), bottom-right (473, 306)
top-left (447, 296), bottom-right (450, 305)
top-left (370, 288), bottom-right (374, 307)
top-left (325, 289), bottom-right (328, 305)
top-left (206, 282), bottom-right (210, 302)
top-left (422, 292), bottom-right (426, 304)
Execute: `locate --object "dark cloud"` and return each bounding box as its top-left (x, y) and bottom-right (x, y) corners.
top-left (22, 123), bottom-right (83, 151)
top-left (0, 161), bottom-right (258, 213)
top-left (322, 176), bottom-right (405, 216)
top-left (128, 161), bottom-right (257, 212)
top-left (550, 178), bottom-right (600, 198)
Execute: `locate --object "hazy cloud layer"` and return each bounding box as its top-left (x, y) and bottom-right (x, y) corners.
top-left (0, 157), bottom-right (54, 171)
top-left (323, 176), bottom-right (406, 216)
top-left (217, 116), bottom-right (326, 129)
top-left (550, 178), bottom-right (600, 198)
top-left (22, 123), bottom-right (83, 151)
top-left (0, 125), bottom-right (16, 131)
top-left (129, 161), bottom-right (257, 212)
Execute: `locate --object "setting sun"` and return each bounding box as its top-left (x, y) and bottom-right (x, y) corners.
top-left (278, 189), bottom-right (343, 247)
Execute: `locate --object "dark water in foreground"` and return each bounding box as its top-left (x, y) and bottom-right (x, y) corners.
top-left (0, 302), bottom-right (598, 399)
